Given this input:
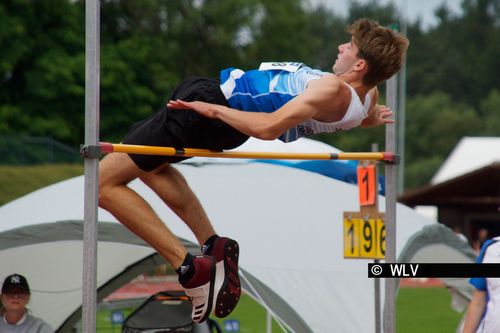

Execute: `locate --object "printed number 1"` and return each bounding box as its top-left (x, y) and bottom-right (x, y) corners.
top-left (362, 172), bottom-right (369, 202)
top-left (348, 222), bottom-right (354, 253)
top-left (357, 165), bottom-right (376, 206)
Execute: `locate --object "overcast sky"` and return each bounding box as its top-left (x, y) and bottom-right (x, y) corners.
top-left (309, 0), bottom-right (463, 29)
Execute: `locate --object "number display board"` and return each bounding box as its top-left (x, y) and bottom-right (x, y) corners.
top-left (343, 215), bottom-right (385, 259)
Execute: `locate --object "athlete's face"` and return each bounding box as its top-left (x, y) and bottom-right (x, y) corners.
top-left (332, 39), bottom-right (362, 75)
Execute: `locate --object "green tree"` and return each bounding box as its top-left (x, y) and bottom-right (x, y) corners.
top-left (406, 0), bottom-right (500, 107)
top-left (95, 0), bottom-right (262, 141)
top-left (404, 92), bottom-right (481, 189)
top-left (1, 0), bottom-right (498, 193)
top-left (303, 5), bottom-right (346, 70)
top-left (479, 89), bottom-right (500, 136)
top-left (347, 0), bottom-right (399, 24)
top-left (245, 0), bottom-right (323, 65)
top-left (0, 0), bottom-right (84, 147)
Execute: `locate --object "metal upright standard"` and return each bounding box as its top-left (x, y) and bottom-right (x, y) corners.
top-left (82, 0), bottom-right (100, 332)
top-left (384, 75), bottom-right (398, 333)
top-left (371, 143), bottom-right (382, 333)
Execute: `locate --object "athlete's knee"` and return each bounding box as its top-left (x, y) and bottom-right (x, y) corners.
top-left (98, 178), bottom-right (115, 209)
top-left (98, 160), bottom-right (114, 197)
top-left (98, 188), bottom-right (110, 210)
top-left (98, 177), bottom-right (127, 209)
top-left (98, 153), bottom-right (139, 209)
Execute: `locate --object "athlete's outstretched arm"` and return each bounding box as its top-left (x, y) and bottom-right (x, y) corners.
top-left (168, 100), bottom-right (288, 140)
top-left (168, 75), bottom-right (344, 140)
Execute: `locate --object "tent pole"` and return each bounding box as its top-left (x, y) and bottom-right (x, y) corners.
top-left (266, 310), bottom-right (272, 333)
top-left (83, 0), bottom-right (100, 332)
top-left (384, 75), bottom-right (398, 333)
top-left (239, 272), bottom-right (290, 332)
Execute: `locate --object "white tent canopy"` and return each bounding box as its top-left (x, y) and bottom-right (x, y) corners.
top-left (1, 138), bottom-right (447, 332)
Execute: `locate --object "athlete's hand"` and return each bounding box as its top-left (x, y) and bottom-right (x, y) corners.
top-left (167, 99), bottom-right (219, 119)
top-left (361, 104), bottom-right (395, 128)
top-left (376, 105), bottom-right (395, 125)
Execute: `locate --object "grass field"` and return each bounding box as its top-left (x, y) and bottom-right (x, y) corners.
top-left (93, 287), bottom-right (463, 332)
top-left (397, 287), bottom-right (463, 333)
top-left (0, 164), bottom-right (83, 205)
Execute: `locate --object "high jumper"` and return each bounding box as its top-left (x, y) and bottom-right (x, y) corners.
top-left (98, 18), bottom-right (408, 323)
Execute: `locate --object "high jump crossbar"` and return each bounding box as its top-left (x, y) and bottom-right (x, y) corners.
top-left (99, 142), bottom-right (397, 162)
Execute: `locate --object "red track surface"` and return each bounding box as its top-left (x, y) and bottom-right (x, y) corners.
top-left (399, 278), bottom-right (445, 288)
top-left (104, 277), bottom-right (182, 301)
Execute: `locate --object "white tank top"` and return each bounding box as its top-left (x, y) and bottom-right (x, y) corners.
top-left (281, 82), bottom-right (371, 142)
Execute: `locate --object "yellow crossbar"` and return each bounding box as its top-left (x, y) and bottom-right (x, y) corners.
top-left (100, 142), bottom-right (396, 162)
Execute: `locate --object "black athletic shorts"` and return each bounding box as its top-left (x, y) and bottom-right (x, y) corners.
top-left (122, 76), bottom-right (249, 171)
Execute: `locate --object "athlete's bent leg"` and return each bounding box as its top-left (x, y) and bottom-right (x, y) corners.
top-left (138, 163), bottom-right (216, 246)
top-left (98, 152), bottom-right (186, 268)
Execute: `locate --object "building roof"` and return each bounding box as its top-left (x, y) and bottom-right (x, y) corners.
top-left (400, 137), bottom-right (500, 208)
top-left (432, 137), bottom-right (500, 184)
top-left (400, 162), bottom-right (500, 208)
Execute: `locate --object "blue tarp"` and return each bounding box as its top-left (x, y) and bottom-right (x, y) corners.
top-left (254, 159), bottom-right (385, 195)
